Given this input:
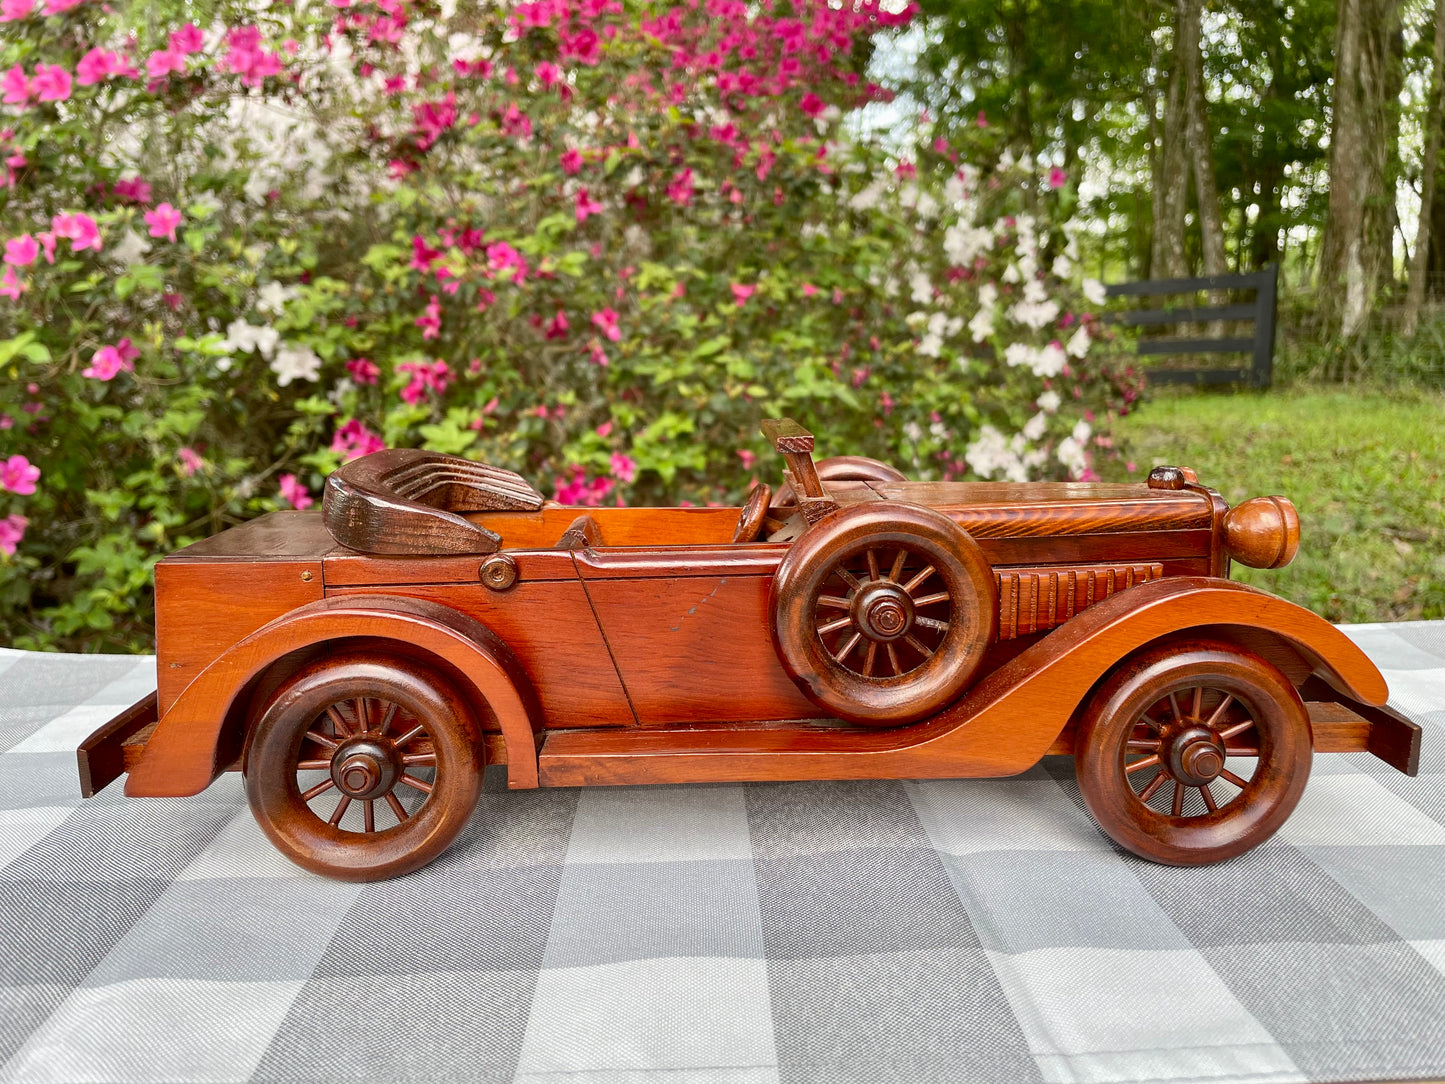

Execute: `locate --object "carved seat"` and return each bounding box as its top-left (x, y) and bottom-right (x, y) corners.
top-left (323, 448), bottom-right (545, 555)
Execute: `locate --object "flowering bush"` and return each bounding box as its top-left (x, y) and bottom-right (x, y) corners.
top-left (0, 0), bottom-right (1138, 649)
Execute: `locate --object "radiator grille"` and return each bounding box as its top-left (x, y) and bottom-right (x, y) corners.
top-left (995, 563), bottom-right (1165, 640)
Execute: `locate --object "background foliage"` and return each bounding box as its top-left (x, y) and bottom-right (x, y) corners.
top-left (0, 0), bottom-right (1137, 650)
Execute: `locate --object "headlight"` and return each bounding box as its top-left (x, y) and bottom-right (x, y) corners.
top-left (1223, 496), bottom-right (1300, 569)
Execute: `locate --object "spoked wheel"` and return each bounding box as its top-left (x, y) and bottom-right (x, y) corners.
top-left (245, 652), bottom-right (482, 881)
top-left (771, 502), bottom-right (996, 725)
top-left (1075, 641), bottom-right (1312, 865)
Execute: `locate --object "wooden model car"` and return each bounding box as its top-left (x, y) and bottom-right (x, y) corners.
top-left (78, 419), bottom-right (1423, 881)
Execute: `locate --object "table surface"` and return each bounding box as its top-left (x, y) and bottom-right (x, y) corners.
top-left (0, 624), bottom-right (1443, 1084)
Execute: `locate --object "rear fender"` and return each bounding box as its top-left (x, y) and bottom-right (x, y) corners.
top-left (125, 595), bottom-right (541, 797)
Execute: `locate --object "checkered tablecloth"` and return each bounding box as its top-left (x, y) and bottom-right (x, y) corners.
top-left (0, 624), bottom-right (1442, 1084)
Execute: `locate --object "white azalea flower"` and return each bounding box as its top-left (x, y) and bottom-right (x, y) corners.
top-left (1005, 343), bottom-right (1035, 369)
top-left (1057, 435), bottom-right (1088, 477)
top-left (110, 230), bottom-right (152, 267)
top-left (257, 282), bottom-right (299, 316)
top-left (1082, 278), bottom-right (1107, 306)
top-left (1072, 419), bottom-right (1093, 443)
top-left (943, 223), bottom-right (991, 266)
top-left (221, 319), bottom-right (280, 359)
top-left (849, 180), bottom-right (886, 212)
top-left (909, 269), bottom-right (933, 305)
top-left (1052, 255), bottom-right (1073, 278)
top-left (1033, 342), bottom-right (1068, 378)
top-left (943, 174), bottom-right (967, 206)
top-left (270, 343), bottom-right (321, 386)
top-left (1067, 325), bottom-right (1091, 358)
top-left (1002, 262), bottom-right (1022, 284)
top-left (1022, 411), bottom-right (1047, 441)
top-left (1009, 297), bottom-right (1062, 331)
top-left (1023, 278), bottom-right (1048, 304)
top-left (1038, 390), bottom-right (1061, 413)
top-left (968, 307), bottom-right (995, 343)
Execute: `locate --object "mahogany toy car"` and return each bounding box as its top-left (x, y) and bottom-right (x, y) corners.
top-left (78, 418), bottom-right (1422, 881)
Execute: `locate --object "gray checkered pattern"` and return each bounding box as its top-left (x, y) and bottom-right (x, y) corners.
top-left (0, 624), bottom-right (1443, 1084)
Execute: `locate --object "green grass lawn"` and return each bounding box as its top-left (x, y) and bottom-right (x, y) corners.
top-left (1107, 387), bottom-right (1445, 624)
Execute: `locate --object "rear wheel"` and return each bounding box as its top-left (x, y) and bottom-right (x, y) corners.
top-left (245, 652), bottom-right (482, 881)
top-left (1074, 641), bottom-right (1312, 865)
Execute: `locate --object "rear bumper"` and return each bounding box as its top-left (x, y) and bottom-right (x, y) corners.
top-left (77, 692), bottom-right (158, 798)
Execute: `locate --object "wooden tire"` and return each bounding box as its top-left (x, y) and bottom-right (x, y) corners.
top-left (733, 483), bottom-right (772, 543)
top-left (771, 502), bottom-right (996, 726)
top-left (1074, 640), bottom-right (1312, 865)
top-left (245, 652), bottom-right (483, 881)
top-left (770, 455), bottom-right (907, 510)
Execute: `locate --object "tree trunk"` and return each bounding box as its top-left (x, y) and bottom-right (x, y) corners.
top-left (1318, 0), bottom-right (1403, 335)
top-left (1151, 21), bottom-right (1190, 281)
top-left (1178, 0), bottom-right (1227, 278)
top-left (1404, 0), bottom-right (1445, 337)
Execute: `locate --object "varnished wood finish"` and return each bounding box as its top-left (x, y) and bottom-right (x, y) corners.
top-left (77, 692), bottom-right (158, 797)
top-left (245, 652), bottom-right (482, 881)
top-left (1223, 495), bottom-right (1301, 569)
top-left (536, 577), bottom-right (1387, 786)
top-left (995, 562), bottom-right (1165, 640)
top-left (771, 503), bottom-right (998, 725)
top-left (1073, 641), bottom-right (1311, 865)
top-left (324, 448), bottom-right (544, 555)
top-left (732, 484), bottom-right (772, 543)
top-left (771, 455), bottom-right (908, 510)
top-left (126, 594), bottom-right (539, 796)
top-left (556, 514), bottom-right (603, 550)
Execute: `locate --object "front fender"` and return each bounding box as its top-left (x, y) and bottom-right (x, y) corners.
top-left (125, 594), bottom-right (541, 797)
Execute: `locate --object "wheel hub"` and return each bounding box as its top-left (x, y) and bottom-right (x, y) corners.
top-left (331, 738), bottom-right (399, 800)
top-left (1165, 725), bottom-right (1226, 787)
top-left (851, 581), bottom-right (914, 642)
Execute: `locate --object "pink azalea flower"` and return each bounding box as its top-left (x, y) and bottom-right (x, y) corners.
top-left (575, 187), bottom-right (603, 223)
top-left (0, 454), bottom-right (39, 494)
top-left (345, 357), bottom-right (380, 384)
top-left (396, 359), bottom-right (452, 403)
top-left (3, 235), bottom-right (37, 267)
top-left (544, 310), bottom-right (569, 339)
top-left (801, 283), bottom-right (818, 297)
top-left (559, 27), bottom-right (601, 64)
top-left (1048, 166), bottom-right (1068, 189)
top-left (559, 148), bottom-right (584, 175)
top-left (737, 449), bottom-right (757, 469)
top-left (535, 61), bottom-right (561, 87)
top-left (0, 513), bottom-right (26, 556)
top-left (595, 421), bottom-right (613, 438)
top-left (219, 25), bottom-right (282, 86)
top-left (146, 48), bottom-right (186, 79)
top-left (590, 308), bottom-right (620, 341)
top-left (415, 295), bottom-right (442, 340)
top-left (0, 0), bottom-right (34, 21)
top-left (169, 23), bottom-right (204, 54)
top-left (32, 64), bottom-right (72, 102)
top-left (76, 48), bottom-right (134, 86)
top-left (278, 473), bottom-right (313, 510)
top-left (1, 65), bottom-right (29, 106)
top-left (666, 168), bottom-right (694, 206)
top-left (144, 202), bottom-right (182, 241)
top-left (177, 447), bottom-right (203, 476)
top-left (52, 212), bottom-right (101, 252)
top-left (330, 418), bottom-right (385, 461)
top-left (111, 177), bottom-right (151, 204)
top-left (82, 338), bottom-right (138, 381)
top-left (730, 282), bottom-right (756, 306)
top-left (609, 452), bottom-right (637, 484)
top-left (34, 231), bottom-right (55, 264)
top-left (0, 266), bottom-right (24, 300)
top-left (799, 92), bottom-right (826, 117)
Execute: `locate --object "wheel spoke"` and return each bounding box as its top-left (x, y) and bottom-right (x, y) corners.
top-left (1223, 745), bottom-right (1260, 757)
top-left (326, 705), bottom-right (354, 738)
top-left (301, 777), bottom-right (335, 801)
top-left (394, 723), bottom-right (427, 749)
top-left (363, 799), bottom-right (375, 833)
top-left (398, 773), bottom-right (433, 795)
top-left (1140, 714), bottom-right (1167, 732)
top-left (866, 549), bottom-right (880, 582)
top-left (903, 633), bottom-right (934, 659)
top-left (886, 642), bottom-right (901, 675)
top-left (1167, 692), bottom-right (1183, 724)
top-left (1191, 686), bottom-right (1203, 722)
top-left (328, 796), bottom-right (352, 826)
top-left (1172, 780), bottom-right (1186, 816)
top-left (376, 701), bottom-right (398, 737)
top-left (912, 591), bottom-right (950, 607)
top-left (863, 641), bottom-right (877, 677)
top-left (355, 697), bottom-right (371, 732)
top-left (304, 729), bottom-right (339, 751)
top-left (297, 759), bottom-right (332, 771)
top-left (1138, 771), bottom-right (1169, 803)
top-left (1199, 784), bottom-right (1218, 812)
top-left (834, 631), bottom-right (863, 663)
top-left (1205, 694), bottom-right (1235, 730)
top-left (835, 566), bottom-right (863, 591)
top-left (914, 615), bottom-right (949, 633)
top-left (1218, 718), bottom-right (1255, 742)
top-left (902, 565), bottom-right (935, 594)
top-left (1218, 768), bottom-right (1250, 789)
top-left (817, 615), bottom-right (853, 637)
top-left (816, 594), bottom-right (851, 611)
top-left (887, 549), bottom-right (907, 584)
top-left (385, 792), bottom-right (409, 822)
top-left (401, 753), bottom-right (437, 766)
top-left (1125, 740), bottom-right (1161, 752)
top-left (1125, 753), bottom-right (1161, 775)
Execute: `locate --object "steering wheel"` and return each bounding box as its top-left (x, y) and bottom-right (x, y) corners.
top-left (733, 483), bottom-right (773, 543)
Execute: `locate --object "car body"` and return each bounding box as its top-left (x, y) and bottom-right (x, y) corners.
top-left (79, 419), bottom-right (1423, 880)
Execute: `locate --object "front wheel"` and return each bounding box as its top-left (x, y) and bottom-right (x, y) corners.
top-left (1074, 641), bottom-right (1312, 865)
top-left (245, 652), bottom-right (482, 881)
